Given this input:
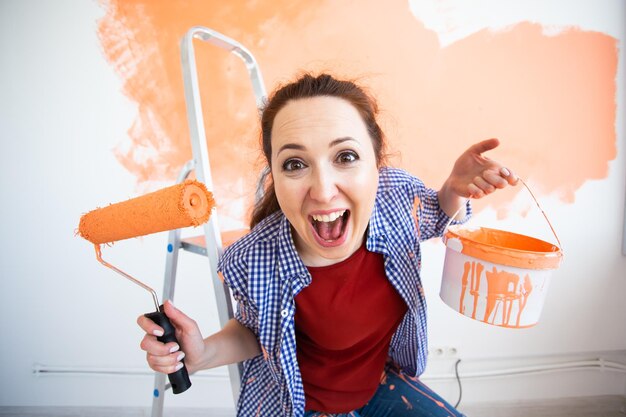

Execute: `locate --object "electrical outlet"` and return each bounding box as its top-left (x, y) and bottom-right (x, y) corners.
top-left (428, 346), bottom-right (459, 358)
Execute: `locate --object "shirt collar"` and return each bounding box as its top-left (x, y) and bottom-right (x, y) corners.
top-left (276, 213), bottom-right (310, 284)
top-left (367, 197), bottom-right (386, 239)
top-left (365, 196), bottom-right (390, 255)
top-left (365, 170), bottom-right (391, 248)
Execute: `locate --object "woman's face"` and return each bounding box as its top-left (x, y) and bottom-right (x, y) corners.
top-left (270, 96), bottom-right (380, 267)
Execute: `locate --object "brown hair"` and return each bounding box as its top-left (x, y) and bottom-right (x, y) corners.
top-left (250, 73), bottom-right (387, 228)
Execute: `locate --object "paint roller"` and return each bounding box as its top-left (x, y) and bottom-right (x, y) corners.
top-left (78, 179), bottom-right (215, 394)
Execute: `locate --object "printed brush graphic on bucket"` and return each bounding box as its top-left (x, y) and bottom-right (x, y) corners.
top-left (440, 180), bottom-right (563, 328)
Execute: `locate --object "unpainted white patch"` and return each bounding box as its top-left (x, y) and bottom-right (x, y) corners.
top-left (446, 237), bottom-right (464, 253)
top-left (407, 0), bottom-right (621, 47)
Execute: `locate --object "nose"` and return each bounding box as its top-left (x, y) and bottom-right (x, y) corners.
top-left (308, 167), bottom-right (338, 203)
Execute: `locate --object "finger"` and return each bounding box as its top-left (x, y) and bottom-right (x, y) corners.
top-left (467, 184), bottom-right (484, 199)
top-left (140, 334), bottom-right (180, 356)
top-left (484, 170), bottom-right (508, 189)
top-left (473, 176), bottom-right (496, 195)
top-left (137, 315), bottom-right (164, 337)
top-left (163, 300), bottom-right (198, 332)
top-left (147, 351), bottom-right (186, 374)
top-left (499, 167), bottom-right (519, 185)
top-left (148, 350), bottom-right (186, 368)
top-left (468, 138), bottom-right (500, 155)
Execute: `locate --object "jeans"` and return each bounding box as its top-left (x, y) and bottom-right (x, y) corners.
top-left (304, 362), bottom-right (465, 417)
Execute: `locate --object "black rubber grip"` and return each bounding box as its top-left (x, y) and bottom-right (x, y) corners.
top-left (144, 305), bottom-right (192, 394)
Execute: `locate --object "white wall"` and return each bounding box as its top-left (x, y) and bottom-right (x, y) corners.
top-left (0, 0), bottom-right (624, 410)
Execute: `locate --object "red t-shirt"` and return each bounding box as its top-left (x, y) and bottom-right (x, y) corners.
top-left (295, 243), bottom-right (408, 413)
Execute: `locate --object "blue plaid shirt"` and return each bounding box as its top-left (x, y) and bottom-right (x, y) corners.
top-left (218, 167), bottom-right (471, 417)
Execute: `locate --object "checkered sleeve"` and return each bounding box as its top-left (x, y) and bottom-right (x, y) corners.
top-left (218, 245), bottom-right (259, 335)
top-left (414, 178), bottom-right (472, 242)
top-left (230, 288), bottom-right (258, 334)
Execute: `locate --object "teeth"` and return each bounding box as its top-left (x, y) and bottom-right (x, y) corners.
top-left (312, 210), bottom-right (345, 223)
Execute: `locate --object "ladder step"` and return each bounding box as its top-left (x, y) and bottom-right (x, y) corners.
top-left (180, 229), bottom-right (249, 256)
top-left (180, 236), bottom-right (209, 256)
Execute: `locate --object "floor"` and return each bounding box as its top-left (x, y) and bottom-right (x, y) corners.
top-left (1, 396), bottom-right (625, 417)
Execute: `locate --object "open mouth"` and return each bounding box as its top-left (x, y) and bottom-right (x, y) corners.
top-left (309, 210), bottom-right (350, 243)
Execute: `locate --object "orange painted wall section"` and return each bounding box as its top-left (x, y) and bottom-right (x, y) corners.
top-left (97, 0), bottom-right (618, 224)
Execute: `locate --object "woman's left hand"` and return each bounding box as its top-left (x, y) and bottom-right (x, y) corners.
top-left (438, 138), bottom-right (518, 219)
top-left (444, 138), bottom-right (518, 199)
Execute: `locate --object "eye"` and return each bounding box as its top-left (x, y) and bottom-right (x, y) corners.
top-left (282, 158), bottom-right (307, 172)
top-left (336, 150), bottom-right (359, 165)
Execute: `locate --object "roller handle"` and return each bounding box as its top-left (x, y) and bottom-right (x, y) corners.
top-left (144, 306), bottom-right (192, 394)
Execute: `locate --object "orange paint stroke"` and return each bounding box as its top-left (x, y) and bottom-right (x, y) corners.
top-left (470, 262), bottom-right (483, 319)
top-left (517, 274), bottom-right (533, 327)
top-left (401, 395), bottom-right (413, 410)
top-left (390, 368), bottom-right (456, 415)
top-left (380, 368), bottom-right (388, 385)
top-left (412, 195), bottom-right (422, 239)
top-left (485, 267), bottom-right (521, 325)
top-left (255, 381), bottom-right (273, 417)
top-left (260, 345), bottom-right (269, 360)
top-left (97, 1), bottom-right (618, 224)
top-left (460, 261), bottom-right (534, 328)
top-left (459, 261), bottom-right (469, 315)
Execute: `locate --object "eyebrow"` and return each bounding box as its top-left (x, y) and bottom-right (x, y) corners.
top-left (276, 137), bottom-right (357, 156)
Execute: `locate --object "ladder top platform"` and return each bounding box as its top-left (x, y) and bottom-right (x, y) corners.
top-left (181, 229), bottom-right (249, 256)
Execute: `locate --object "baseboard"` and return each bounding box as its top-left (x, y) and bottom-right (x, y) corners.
top-left (21, 350), bottom-right (626, 409)
top-left (459, 395), bottom-right (626, 417)
top-left (421, 349), bottom-right (626, 405)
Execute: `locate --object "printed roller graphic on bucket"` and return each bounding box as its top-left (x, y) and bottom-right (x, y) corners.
top-left (440, 180), bottom-right (564, 328)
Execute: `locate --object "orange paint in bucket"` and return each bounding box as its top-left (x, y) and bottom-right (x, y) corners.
top-left (440, 181), bottom-right (563, 328)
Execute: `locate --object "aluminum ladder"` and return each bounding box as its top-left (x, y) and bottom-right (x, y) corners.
top-left (150, 26), bottom-right (267, 417)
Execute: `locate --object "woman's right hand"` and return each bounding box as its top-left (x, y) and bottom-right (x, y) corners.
top-left (137, 300), bottom-right (206, 375)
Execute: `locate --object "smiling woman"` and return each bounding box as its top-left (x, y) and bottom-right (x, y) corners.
top-left (251, 74), bottom-right (388, 229)
top-left (137, 72), bottom-right (519, 417)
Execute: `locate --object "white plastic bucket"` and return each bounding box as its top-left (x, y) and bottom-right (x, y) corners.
top-left (440, 181), bottom-right (564, 328)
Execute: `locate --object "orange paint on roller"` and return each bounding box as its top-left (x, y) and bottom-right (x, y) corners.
top-left (79, 179), bottom-right (214, 244)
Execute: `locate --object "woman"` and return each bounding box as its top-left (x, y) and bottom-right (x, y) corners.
top-left (138, 73), bottom-right (518, 416)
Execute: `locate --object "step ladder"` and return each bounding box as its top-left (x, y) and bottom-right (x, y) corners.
top-left (150, 26), bottom-right (267, 417)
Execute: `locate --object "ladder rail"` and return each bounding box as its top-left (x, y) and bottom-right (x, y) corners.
top-left (184, 26), bottom-right (268, 110)
top-left (151, 26), bottom-right (268, 417)
top-left (180, 25), bottom-right (267, 408)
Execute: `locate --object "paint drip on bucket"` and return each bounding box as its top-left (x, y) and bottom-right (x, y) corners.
top-left (440, 180), bottom-right (563, 328)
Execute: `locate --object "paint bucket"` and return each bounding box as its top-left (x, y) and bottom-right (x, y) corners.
top-left (440, 180), bottom-right (563, 328)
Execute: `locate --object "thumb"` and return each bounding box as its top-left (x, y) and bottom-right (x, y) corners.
top-left (162, 300), bottom-right (196, 331)
top-left (468, 138), bottom-right (500, 155)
